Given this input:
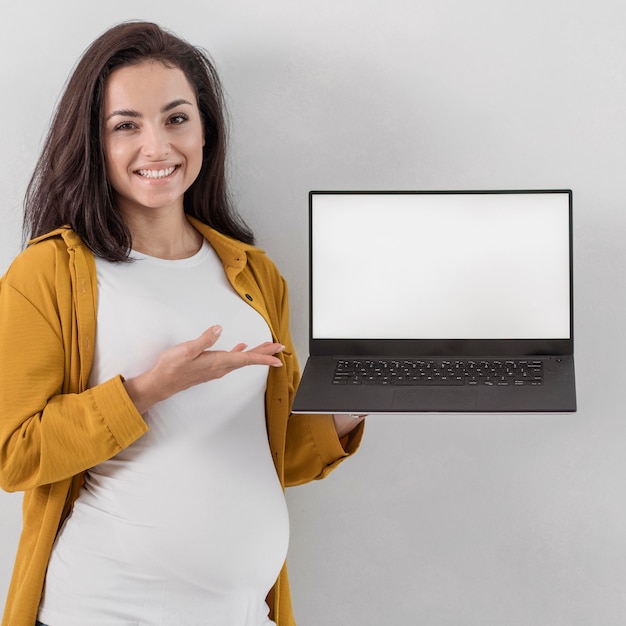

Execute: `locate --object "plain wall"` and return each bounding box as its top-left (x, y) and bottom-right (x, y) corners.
top-left (2, 1), bottom-right (626, 624)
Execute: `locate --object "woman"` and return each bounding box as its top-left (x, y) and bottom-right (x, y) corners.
top-left (0, 21), bottom-right (364, 626)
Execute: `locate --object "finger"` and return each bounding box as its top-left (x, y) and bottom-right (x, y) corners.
top-left (198, 349), bottom-right (283, 372)
top-left (227, 349), bottom-right (284, 368)
top-left (247, 342), bottom-right (285, 355)
top-left (242, 353), bottom-right (284, 367)
top-left (184, 325), bottom-right (223, 356)
top-left (230, 343), bottom-right (248, 353)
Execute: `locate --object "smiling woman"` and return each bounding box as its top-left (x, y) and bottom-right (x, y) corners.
top-left (0, 21), bottom-right (364, 626)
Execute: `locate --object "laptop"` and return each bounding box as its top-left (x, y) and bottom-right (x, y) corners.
top-left (291, 190), bottom-right (576, 414)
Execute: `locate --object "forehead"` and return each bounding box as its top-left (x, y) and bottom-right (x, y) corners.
top-left (104, 60), bottom-right (197, 108)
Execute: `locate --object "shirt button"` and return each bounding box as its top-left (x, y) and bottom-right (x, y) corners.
top-left (245, 294), bottom-right (253, 301)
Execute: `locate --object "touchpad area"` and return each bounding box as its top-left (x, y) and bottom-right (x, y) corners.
top-left (392, 387), bottom-right (478, 412)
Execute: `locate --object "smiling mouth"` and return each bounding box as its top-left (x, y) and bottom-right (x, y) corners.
top-left (136, 165), bottom-right (179, 179)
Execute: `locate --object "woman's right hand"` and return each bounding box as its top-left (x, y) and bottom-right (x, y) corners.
top-left (123, 325), bottom-right (284, 414)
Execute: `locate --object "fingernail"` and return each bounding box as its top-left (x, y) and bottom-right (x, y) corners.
top-left (212, 326), bottom-right (222, 336)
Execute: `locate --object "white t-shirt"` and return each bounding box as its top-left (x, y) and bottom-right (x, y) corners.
top-left (38, 240), bottom-right (289, 626)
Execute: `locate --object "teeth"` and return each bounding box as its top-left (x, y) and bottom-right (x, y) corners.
top-left (137, 166), bottom-right (176, 179)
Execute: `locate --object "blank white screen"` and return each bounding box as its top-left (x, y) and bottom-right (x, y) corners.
top-left (311, 192), bottom-right (571, 339)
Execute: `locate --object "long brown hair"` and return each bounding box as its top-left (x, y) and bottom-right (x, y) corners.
top-left (24, 21), bottom-right (254, 261)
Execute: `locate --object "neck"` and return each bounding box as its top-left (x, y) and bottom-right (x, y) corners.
top-left (125, 211), bottom-right (203, 260)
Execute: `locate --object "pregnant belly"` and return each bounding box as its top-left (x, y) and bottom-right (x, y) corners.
top-left (62, 438), bottom-right (290, 594)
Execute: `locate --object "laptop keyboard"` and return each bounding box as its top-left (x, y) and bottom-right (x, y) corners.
top-left (332, 358), bottom-right (544, 386)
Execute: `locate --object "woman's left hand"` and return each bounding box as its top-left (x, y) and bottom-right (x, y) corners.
top-left (332, 414), bottom-right (366, 438)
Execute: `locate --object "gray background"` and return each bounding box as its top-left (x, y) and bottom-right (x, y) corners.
top-left (1, 1), bottom-right (625, 624)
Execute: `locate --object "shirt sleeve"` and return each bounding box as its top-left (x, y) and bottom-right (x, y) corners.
top-left (0, 267), bottom-right (148, 493)
top-left (283, 413), bottom-right (364, 487)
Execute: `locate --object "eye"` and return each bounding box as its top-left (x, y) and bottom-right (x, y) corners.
top-left (168, 113), bottom-right (189, 125)
top-left (113, 121), bottom-right (137, 132)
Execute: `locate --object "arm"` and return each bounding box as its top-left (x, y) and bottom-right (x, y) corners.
top-left (0, 291), bottom-right (285, 493)
top-left (283, 413), bottom-right (365, 487)
top-left (0, 281), bottom-right (148, 492)
top-left (123, 325), bottom-right (284, 414)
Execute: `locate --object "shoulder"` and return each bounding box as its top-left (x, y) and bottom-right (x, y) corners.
top-left (1, 227), bottom-right (89, 300)
top-left (4, 231), bottom-right (66, 282)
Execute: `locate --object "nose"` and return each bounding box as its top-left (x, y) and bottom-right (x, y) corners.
top-left (141, 124), bottom-right (170, 159)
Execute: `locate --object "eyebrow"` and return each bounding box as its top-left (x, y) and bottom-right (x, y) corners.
top-left (105, 99), bottom-right (194, 121)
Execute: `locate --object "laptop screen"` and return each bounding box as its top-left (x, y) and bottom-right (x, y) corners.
top-left (310, 191), bottom-right (572, 344)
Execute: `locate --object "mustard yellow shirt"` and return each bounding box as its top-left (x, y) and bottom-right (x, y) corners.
top-left (0, 217), bottom-right (363, 626)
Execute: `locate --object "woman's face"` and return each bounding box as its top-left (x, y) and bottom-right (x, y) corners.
top-left (102, 60), bottom-right (205, 221)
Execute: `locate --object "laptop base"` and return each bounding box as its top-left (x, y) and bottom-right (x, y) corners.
top-left (291, 355), bottom-right (576, 414)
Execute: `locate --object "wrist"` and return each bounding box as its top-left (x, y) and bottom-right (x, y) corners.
top-left (123, 370), bottom-right (165, 414)
top-left (332, 413), bottom-right (366, 439)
